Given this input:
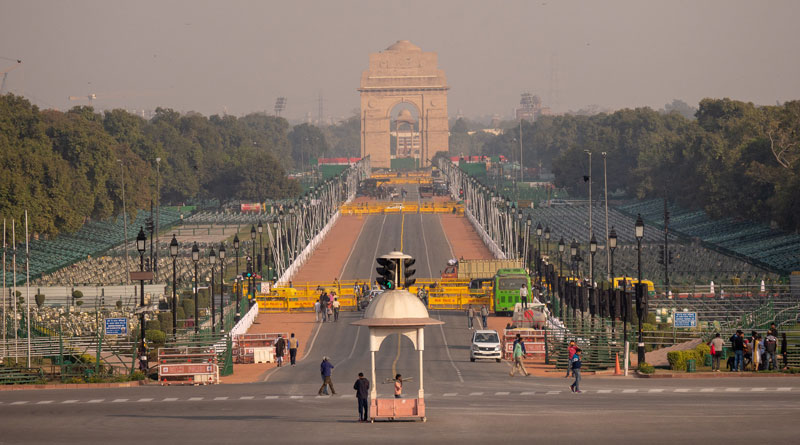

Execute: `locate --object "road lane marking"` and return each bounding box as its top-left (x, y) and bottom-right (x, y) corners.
top-left (62, 400), bottom-right (78, 404)
top-left (725, 388), bottom-right (741, 392)
top-left (700, 388), bottom-right (715, 392)
top-left (214, 397), bottom-right (228, 401)
top-left (239, 396), bottom-right (254, 400)
top-left (188, 397), bottom-right (204, 401)
top-left (163, 398), bottom-right (178, 402)
top-left (469, 392), bottom-right (484, 396)
top-left (290, 395), bottom-right (303, 399)
top-left (434, 310), bottom-right (464, 383)
top-left (36, 401), bottom-right (53, 405)
top-left (264, 396), bottom-right (278, 399)
top-left (112, 399), bottom-right (128, 403)
top-left (443, 393), bottom-right (457, 397)
top-left (337, 212), bottom-right (370, 280)
top-left (622, 389), bottom-right (638, 393)
top-left (495, 391), bottom-right (510, 396)
top-left (777, 387), bottom-right (791, 391)
top-left (750, 388), bottom-right (767, 392)
top-left (137, 398), bottom-right (153, 402)
top-left (10, 401), bottom-right (28, 405)
top-left (520, 391), bottom-right (535, 396)
top-left (88, 399), bottom-right (104, 403)
top-left (648, 389), bottom-right (664, 393)
top-left (340, 394), bottom-right (354, 398)
top-left (674, 389), bottom-right (690, 393)
top-left (597, 389), bottom-right (612, 394)
top-left (546, 391), bottom-right (560, 395)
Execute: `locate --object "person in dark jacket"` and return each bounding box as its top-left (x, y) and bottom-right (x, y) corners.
top-left (781, 333), bottom-right (789, 370)
top-left (570, 348), bottom-right (583, 393)
top-left (353, 372), bottom-right (370, 422)
top-left (731, 330), bottom-right (745, 372)
top-left (274, 334), bottom-right (286, 367)
top-left (319, 357), bottom-right (336, 395)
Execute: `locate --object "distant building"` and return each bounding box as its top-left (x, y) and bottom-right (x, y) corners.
top-left (515, 92), bottom-right (551, 121)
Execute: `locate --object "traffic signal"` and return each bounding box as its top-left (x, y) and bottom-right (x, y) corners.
top-left (376, 258), bottom-right (397, 290)
top-left (658, 245), bottom-right (665, 265)
top-left (244, 258), bottom-right (253, 278)
top-left (145, 217), bottom-right (154, 233)
top-left (403, 258), bottom-right (416, 288)
top-left (668, 250), bottom-right (674, 264)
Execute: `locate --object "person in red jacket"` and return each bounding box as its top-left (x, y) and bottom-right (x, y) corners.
top-left (565, 340), bottom-right (577, 378)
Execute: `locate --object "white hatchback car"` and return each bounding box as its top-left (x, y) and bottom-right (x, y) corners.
top-left (470, 329), bottom-right (502, 362)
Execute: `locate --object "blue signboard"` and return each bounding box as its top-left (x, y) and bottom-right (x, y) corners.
top-left (673, 312), bottom-right (697, 328)
top-left (105, 318), bottom-right (128, 336)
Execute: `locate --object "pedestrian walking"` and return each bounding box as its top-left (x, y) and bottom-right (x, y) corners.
top-left (565, 340), bottom-right (577, 377)
top-left (333, 297), bottom-right (340, 322)
top-left (319, 356), bottom-right (336, 395)
top-left (289, 333), bottom-right (299, 366)
top-left (394, 374), bottom-right (403, 398)
top-left (353, 372), bottom-right (370, 422)
top-left (275, 334), bottom-right (286, 367)
top-left (570, 348), bottom-right (583, 393)
top-left (520, 284), bottom-right (528, 310)
top-left (314, 301), bottom-right (321, 322)
top-left (480, 305), bottom-right (489, 329)
top-left (731, 330), bottom-right (744, 372)
top-left (467, 305), bottom-right (475, 329)
top-left (709, 333), bottom-right (724, 372)
top-left (781, 333), bottom-right (788, 370)
top-left (509, 337), bottom-right (528, 377)
top-left (764, 332), bottom-right (778, 371)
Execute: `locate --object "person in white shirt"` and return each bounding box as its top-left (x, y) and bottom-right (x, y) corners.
top-left (520, 284), bottom-right (529, 310)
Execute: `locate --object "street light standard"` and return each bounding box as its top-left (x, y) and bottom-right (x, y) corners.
top-left (209, 248), bottom-right (216, 334)
top-left (608, 227), bottom-right (617, 279)
top-left (169, 235), bottom-right (178, 339)
top-left (570, 239), bottom-right (578, 279)
top-left (136, 228), bottom-right (146, 351)
top-left (257, 221), bottom-right (263, 278)
top-left (535, 222), bottom-right (543, 288)
top-left (233, 235), bottom-right (240, 321)
top-left (218, 243), bottom-right (226, 332)
top-left (635, 214), bottom-right (645, 366)
top-left (516, 209), bottom-right (523, 260)
top-left (589, 233), bottom-right (597, 287)
top-left (558, 237), bottom-right (565, 317)
top-left (271, 218), bottom-right (279, 281)
top-left (250, 225), bottom-right (256, 299)
top-left (191, 242), bottom-right (199, 334)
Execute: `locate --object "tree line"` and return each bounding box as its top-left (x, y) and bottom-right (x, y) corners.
top-left (452, 98), bottom-right (800, 232)
top-left (0, 94), bottom-right (358, 237)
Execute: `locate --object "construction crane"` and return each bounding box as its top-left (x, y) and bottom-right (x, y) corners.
top-left (0, 58), bottom-right (22, 94)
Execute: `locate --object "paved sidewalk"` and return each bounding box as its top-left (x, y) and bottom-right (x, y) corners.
top-left (439, 214), bottom-right (494, 260)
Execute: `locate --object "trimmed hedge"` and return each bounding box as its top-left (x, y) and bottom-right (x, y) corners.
top-left (638, 362), bottom-right (655, 374)
top-left (667, 343), bottom-right (711, 371)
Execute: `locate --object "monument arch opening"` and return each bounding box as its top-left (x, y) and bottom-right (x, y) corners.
top-left (359, 40), bottom-right (449, 169)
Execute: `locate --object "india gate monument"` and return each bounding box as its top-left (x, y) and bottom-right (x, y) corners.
top-left (359, 40), bottom-right (449, 169)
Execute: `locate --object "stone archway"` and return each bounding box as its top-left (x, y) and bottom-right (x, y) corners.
top-left (359, 40), bottom-right (449, 169)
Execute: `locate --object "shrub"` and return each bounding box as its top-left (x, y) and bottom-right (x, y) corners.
top-left (157, 312), bottom-right (173, 334)
top-left (181, 299), bottom-right (195, 319)
top-left (65, 377), bottom-right (85, 384)
top-left (146, 329), bottom-right (166, 345)
top-left (129, 370), bottom-right (146, 381)
top-left (638, 362), bottom-right (655, 374)
top-left (116, 300), bottom-right (123, 310)
top-left (145, 319), bottom-right (161, 332)
top-left (35, 293), bottom-right (46, 308)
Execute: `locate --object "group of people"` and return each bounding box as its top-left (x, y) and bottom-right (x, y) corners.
top-left (273, 333), bottom-right (300, 367)
top-left (724, 323), bottom-right (788, 372)
top-left (465, 304), bottom-right (490, 329)
top-left (318, 356), bottom-right (405, 423)
top-left (314, 291), bottom-right (340, 323)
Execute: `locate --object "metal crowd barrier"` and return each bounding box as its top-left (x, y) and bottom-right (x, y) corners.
top-left (158, 346), bottom-right (219, 386)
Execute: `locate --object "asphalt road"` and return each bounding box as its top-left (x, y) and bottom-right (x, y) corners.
top-left (2, 188), bottom-right (799, 443)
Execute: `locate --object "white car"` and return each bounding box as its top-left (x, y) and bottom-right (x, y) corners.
top-left (470, 330), bottom-right (502, 362)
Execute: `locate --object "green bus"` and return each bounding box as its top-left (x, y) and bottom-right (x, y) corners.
top-left (493, 268), bottom-right (532, 316)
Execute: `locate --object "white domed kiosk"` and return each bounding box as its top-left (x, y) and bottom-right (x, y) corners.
top-left (352, 288), bottom-right (443, 422)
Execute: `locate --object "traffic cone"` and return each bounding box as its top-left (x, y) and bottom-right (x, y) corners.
top-left (614, 352), bottom-right (622, 376)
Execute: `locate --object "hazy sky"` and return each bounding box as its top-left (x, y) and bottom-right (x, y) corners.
top-left (2, 0), bottom-right (799, 120)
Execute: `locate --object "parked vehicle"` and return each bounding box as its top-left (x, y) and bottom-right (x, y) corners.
top-left (441, 259), bottom-right (523, 280)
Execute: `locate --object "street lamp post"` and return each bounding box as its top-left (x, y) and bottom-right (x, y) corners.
top-left (608, 227), bottom-right (617, 279)
top-left (257, 221), bottom-right (263, 278)
top-left (271, 218), bottom-right (279, 281)
top-left (191, 242), bottom-right (199, 334)
top-left (535, 222), bottom-right (543, 288)
top-left (635, 214), bottom-right (645, 366)
top-left (233, 235), bottom-right (240, 321)
top-left (570, 240), bottom-right (578, 279)
top-left (136, 228), bottom-right (146, 351)
top-left (558, 237), bottom-right (565, 318)
top-left (250, 225), bottom-right (256, 299)
top-left (209, 248), bottom-right (217, 334)
top-left (589, 233), bottom-right (597, 288)
top-left (219, 243), bottom-right (226, 332)
top-left (169, 235), bottom-right (178, 339)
